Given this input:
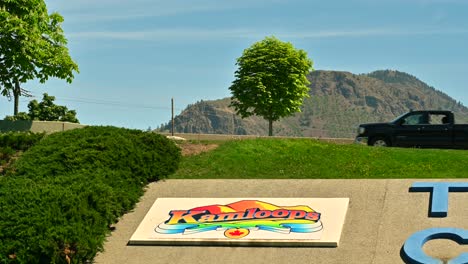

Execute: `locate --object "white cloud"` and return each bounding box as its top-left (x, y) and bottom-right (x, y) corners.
top-left (47, 0), bottom-right (291, 22)
top-left (68, 27), bottom-right (468, 41)
top-left (281, 28), bottom-right (468, 38)
top-left (68, 29), bottom-right (258, 40)
top-left (356, 0), bottom-right (468, 3)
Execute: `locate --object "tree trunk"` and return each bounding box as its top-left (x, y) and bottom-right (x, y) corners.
top-left (13, 80), bottom-right (21, 115)
top-left (268, 119), bottom-right (273, 136)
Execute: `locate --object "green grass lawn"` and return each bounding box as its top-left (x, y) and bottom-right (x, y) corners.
top-left (171, 138), bottom-right (468, 179)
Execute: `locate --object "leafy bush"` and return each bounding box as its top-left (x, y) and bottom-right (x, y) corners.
top-left (0, 132), bottom-right (45, 151)
top-left (0, 126), bottom-right (181, 263)
top-left (3, 112), bottom-right (30, 121)
top-left (0, 147), bottom-right (15, 166)
top-left (0, 132), bottom-right (45, 169)
top-left (4, 93), bottom-right (79, 123)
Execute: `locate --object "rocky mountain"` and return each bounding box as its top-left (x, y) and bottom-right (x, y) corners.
top-left (159, 70), bottom-right (468, 138)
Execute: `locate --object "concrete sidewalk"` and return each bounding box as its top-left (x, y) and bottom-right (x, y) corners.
top-left (94, 179), bottom-right (468, 264)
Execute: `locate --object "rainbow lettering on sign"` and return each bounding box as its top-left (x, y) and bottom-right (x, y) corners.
top-left (155, 200), bottom-right (322, 239)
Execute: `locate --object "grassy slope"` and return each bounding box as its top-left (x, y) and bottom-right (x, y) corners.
top-left (171, 139), bottom-right (468, 179)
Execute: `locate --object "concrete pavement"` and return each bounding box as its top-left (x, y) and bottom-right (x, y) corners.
top-left (94, 179), bottom-right (468, 264)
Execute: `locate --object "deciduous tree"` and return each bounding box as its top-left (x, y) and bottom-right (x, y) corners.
top-left (229, 36), bottom-right (313, 136)
top-left (5, 93), bottom-right (79, 123)
top-left (0, 0), bottom-right (79, 115)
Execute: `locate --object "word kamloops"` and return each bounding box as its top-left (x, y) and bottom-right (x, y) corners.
top-left (155, 200), bottom-right (323, 239)
top-left (166, 208), bottom-right (321, 224)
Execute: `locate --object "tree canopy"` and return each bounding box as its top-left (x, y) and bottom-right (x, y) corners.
top-left (5, 93), bottom-right (79, 123)
top-left (229, 36), bottom-right (313, 136)
top-left (0, 0), bottom-right (79, 115)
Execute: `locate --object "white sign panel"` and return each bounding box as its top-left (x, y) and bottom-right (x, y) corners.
top-left (129, 198), bottom-right (349, 247)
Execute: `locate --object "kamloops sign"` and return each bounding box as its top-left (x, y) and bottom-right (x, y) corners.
top-left (156, 200), bottom-right (322, 239)
top-left (129, 198), bottom-right (349, 246)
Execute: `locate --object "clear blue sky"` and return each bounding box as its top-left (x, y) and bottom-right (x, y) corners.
top-left (1, 0), bottom-right (467, 129)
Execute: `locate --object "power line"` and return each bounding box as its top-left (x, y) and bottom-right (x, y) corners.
top-left (14, 93), bottom-right (357, 136)
top-left (18, 93), bottom-right (184, 111)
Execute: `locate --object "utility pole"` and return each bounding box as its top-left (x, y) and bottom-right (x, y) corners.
top-left (171, 98), bottom-right (174, 136)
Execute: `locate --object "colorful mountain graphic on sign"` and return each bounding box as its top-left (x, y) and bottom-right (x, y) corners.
top-left (190, 200), bottom-right (316, 214)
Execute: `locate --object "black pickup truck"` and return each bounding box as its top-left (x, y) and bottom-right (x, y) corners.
top-left (355, 110), bottom-right (468, 149)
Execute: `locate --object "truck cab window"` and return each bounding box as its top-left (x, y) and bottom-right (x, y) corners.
top-left (428, 114), bottom-right (448, 125)
top-left (402, 113), bottom-right (426, 125)
top-left (441, 116), bottom-right (449, 124)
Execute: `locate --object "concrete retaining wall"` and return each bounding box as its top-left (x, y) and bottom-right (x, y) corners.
top-left (0, 120), bottom-right (86, 134)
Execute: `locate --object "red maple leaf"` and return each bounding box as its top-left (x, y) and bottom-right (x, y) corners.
top-left (229, 230), bottom-right (244, 236)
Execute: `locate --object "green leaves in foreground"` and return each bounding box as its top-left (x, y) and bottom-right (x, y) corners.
top-left (0, 0), bottom-right (79, 114)
top-left (172, 139), bottom-right (468, 179)
top-left (0, 127), bottom-right (181, 263)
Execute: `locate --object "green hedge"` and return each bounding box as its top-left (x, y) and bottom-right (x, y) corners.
top-left (0, 126), bottom-right (181, 263)
top-left (0, 132), bottom-right (45, 151)
top-left (0, 132), bottom-right (45, 167)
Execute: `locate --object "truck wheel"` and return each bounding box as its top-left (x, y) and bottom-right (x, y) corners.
top-left (369, 137), bottom-right (389, 147)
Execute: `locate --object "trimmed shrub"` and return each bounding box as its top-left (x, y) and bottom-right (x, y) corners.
top-left (0, 126), bottom-right (181, 263)
top-left (0, 147), bottom-right (15, 164)
top-left (0, 132), bottom-right (45, 151)
top-left (0, 177), bottom-right (110, 263)
top-left (0, 132), bottom-right (44, 171)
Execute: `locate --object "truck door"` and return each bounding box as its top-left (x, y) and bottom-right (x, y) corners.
top-left (393, 112), bottom-right (428, 147)
top-left (418, 113), bottom-right (452, 147)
